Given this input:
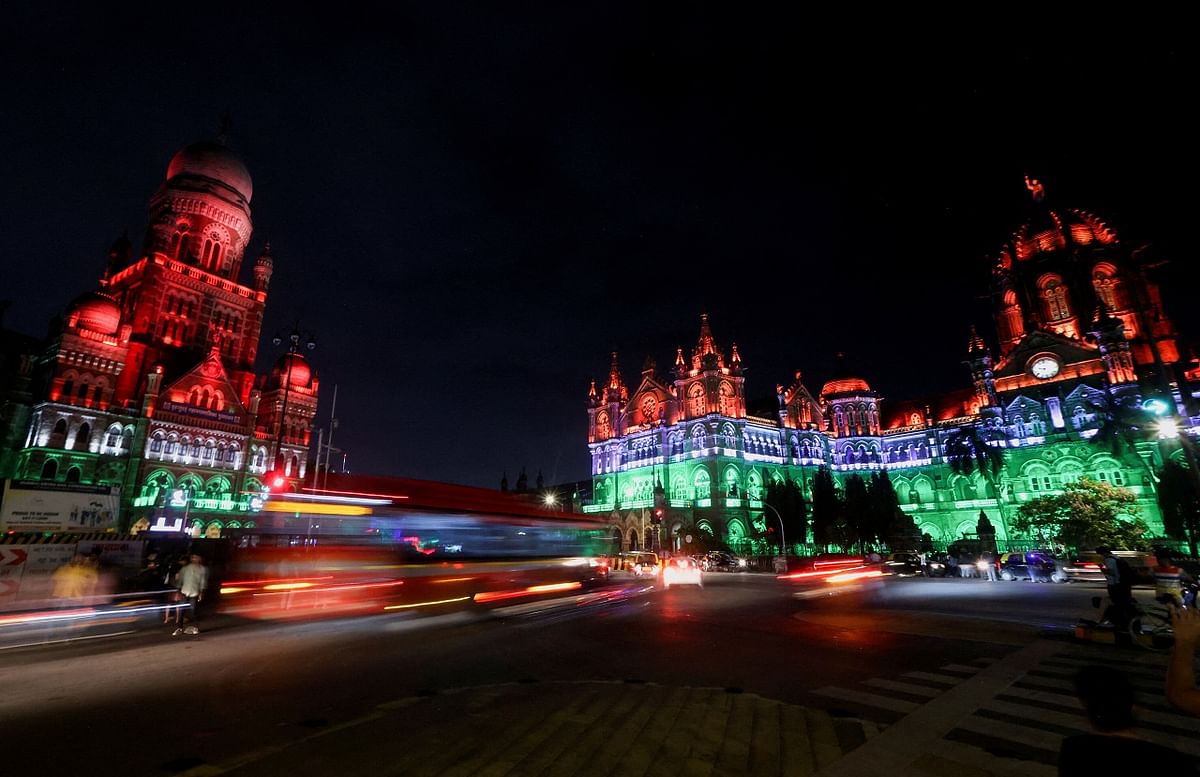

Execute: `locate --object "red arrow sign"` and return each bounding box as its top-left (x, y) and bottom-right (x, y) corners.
top-left (0, 580), bottom-right (18, 596)
top-left (0, 549), bottom-right (28, 566)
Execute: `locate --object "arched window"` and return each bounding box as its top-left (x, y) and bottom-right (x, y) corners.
top-left (105, 424), bottom-right (121, 449)
top-left (50, 418), bottom-right (68, 447)
top-left (61, 377), bottom-right (75, 402)
top-left (166, 434), bottom-right (179, 456)
top-left (41, 459), bottom-right (58, 480)
top-left (65, 466), bottom-right (82, 484)
top-left (693, 468), bottom-right (711, 499)
top-left (1029, 413), bottom-right (1045, 435)
top-left (74, 423), bottom-right (91, 451)
top-left (149, 432), bottom-right (164, 454)
top-left (121, 427), bottom-right (133, 451)
top-left (691, 425), bottom-right (707, 450)
top-left (253, 448), bottom-right (265, 469)
top-left (1092, 263), bottom-right (1127, 312)
top-left (688, 383), bottom-right (705, 416)
top-left (1038, 274), bottom-right (1072, 321)
top-left (191, 440), bottom-right (202, 459)
top-left (203, 441), bottom-right (215, 462)
top-left (1026, 463), bottom-right (1053, 492)
top-left (291, 455), bottom-right (300, 476)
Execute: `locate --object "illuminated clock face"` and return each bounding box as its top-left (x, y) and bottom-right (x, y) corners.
top-left (641, 396), bottom-right (657, 423)
top-left (1030, 356), bottom-right (1061, 380)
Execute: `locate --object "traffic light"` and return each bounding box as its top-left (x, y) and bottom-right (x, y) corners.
top-left (651, 507), bottom-right (664, 524)
top-left (265, 472), bottom-right (286, 491)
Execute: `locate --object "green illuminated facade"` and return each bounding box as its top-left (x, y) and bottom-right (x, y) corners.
top-left (585, 183), bottom-right (1197, 554)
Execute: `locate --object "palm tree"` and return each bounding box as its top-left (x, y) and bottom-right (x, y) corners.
top-left (943, 423), bottom-right (1009, 537)
top-left (1085, 392), bottom-right (1158, 485)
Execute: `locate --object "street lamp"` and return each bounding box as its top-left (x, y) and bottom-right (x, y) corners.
top-left (269, 323), bottom-right (316, 485)
top-left (760, 501), bottom-right (787, 558)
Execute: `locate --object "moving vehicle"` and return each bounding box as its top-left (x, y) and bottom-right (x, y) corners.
top-left (1062, 553), bottom-right (1106, 583)
top-left (622, 551), bottom-right (661, 577)
top-left (883, 552), bottom-right (924, 577)
top-left (702, 551), bottom-right (743, 572)
top-left (663, 556), bottom-right (703, 589)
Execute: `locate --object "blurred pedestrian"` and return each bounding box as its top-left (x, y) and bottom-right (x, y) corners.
top-left (51, 554), bottom-right (97, 604)
top-left (163, 556), bottom-right (186, 626)
top-left (173, 553), bottom-right (208, 636)
top-left (1167, 605), bottom-right (1200, 716)
top-left (1059, 665), bottom-right (1190, 774)
top-left (1153, 549), bottom-right (1193, 607)
top-left (981, 551), bottom-right (998, 582)
top-left (1097, 547), bottom-right (1134, 629)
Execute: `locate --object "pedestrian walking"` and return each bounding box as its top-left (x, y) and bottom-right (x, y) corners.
top-left (981, 551), bottom-right (998, 582)
top-left (173, 553), bottom-right (209, 636)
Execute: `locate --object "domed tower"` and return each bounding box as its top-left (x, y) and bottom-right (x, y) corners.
top-left (991, 177), bottom-right (1178, 370)
top-left (105, 136), bottom-right (269, 407)
top-left (819, 356), bottom-right (880, 437)
top-left (257, 351), bottom-right (319, 489)
top-left (147, 140), bottom-right (254, 278)
top-left (45, 291), bottom-right (131, 412)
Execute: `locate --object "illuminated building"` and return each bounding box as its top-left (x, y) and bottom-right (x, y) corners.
top-left (1, 137), bottom-right (318, 536)
top-left (585, 180), bottom-right (1196, 552)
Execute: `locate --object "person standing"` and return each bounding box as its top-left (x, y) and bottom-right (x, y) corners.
top-left (981, 550), bottom-right (998, 582)
top-left (173, 553), bottom-right (209, 636)
top-left (1152, 548), bottom-right (1193, 606)
top-left (1097, 547), bottom-right (1133, 629)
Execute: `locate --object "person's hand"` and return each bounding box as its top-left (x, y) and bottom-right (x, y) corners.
top-left (1171, 604), bottom-right (1200, 647)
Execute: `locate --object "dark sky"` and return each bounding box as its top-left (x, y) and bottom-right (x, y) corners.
top-left (1, 8), bottom-right (1195, 488)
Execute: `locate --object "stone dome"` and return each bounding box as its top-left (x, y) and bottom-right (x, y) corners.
top-left (166, 141), bottom-right (253, 202)
top-left (275, 352), bottom-right (312, 389)
top-left (820, 377), bottom-right (872, 396)
top-left (67, 291), bottom-right (122, 335)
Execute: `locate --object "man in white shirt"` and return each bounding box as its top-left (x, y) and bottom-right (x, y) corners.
top-left (173, 554), bottom-right (209, 636)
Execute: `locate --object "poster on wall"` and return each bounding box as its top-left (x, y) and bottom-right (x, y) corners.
top-left (0, 480), bottom-right (122, 532)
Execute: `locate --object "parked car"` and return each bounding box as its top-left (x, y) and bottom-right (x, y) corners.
top-left (884, 552), bottom-right (924, 577)
top-left (923, 553), bottom-right (952, 577)
top-left (703, 552), bottom-right (743, 572)
top-left (663, 556), bottom-right (703, 589)
top-left (999, 550), bottom-right (1064, 582)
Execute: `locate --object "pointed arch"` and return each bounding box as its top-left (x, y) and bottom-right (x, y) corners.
top-left (40, 458), bottom-right (59, 480)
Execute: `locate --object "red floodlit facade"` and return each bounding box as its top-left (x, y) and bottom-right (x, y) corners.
top-left (5, 138), bottom-right (318, 536)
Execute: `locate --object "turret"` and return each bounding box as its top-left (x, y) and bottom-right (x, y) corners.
top-left (253, 243), bottom-right (274, 292)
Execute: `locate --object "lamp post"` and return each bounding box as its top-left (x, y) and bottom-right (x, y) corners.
top-left (760, 501), bottom-right (787, 558)
top-left (269, 323), bottom-right (316, 486)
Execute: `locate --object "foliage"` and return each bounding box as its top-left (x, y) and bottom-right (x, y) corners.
top-left (762, 476), bottom-right (807, 554)
top-left (842, 474), bottom-right (871, 552)
top-left (810, 466), bottom-right (840, 549)
top-left (1158, 460), bottom-right (1200, 558)
top-left (1013, 477), bottom-right (1148, 550)
top-left (887, 509), bottom-right (922, 551)
top-left (944, 425), bottom-right (1004, 484)
top-left (868, 471), bottom-right (902, 546)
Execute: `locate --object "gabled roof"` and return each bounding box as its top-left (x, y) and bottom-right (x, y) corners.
top-left (993, 330), bottom-right (1099, 378)
top-left (157, 348), bottom-right (249, 427)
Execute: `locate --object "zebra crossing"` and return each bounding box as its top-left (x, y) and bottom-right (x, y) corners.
top-left (808, 645), bottom-right (1200, 773)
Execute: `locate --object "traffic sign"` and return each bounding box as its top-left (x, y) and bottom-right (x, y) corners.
top-left (0, 548), bottom-right (28, 566)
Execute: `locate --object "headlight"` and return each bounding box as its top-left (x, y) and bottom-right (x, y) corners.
top-left (930, 563), bottom-right (943, 569)
top-left (975, 561), bottom-right (989, 570)
top-left (737, 559), bottom-right (748, 567)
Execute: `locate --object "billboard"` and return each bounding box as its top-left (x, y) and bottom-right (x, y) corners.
top-left (0, 480), bottom-right (122, 532)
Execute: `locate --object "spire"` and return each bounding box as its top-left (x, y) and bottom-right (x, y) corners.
top-left (253, 242), bottom-right (274, 292)
top-left (607, 351), bottom-right (621, 390)
top-left (967, 325), bottom-right (987, 355)
top-left (103, 229), bottom-right (133, 281)
top-left (674, 346), bottom-right (686, 369)
top-left (730, 342), bottom-right (741, 366)
top-left (1024, 175), bottom-right (1046, 203)
top-left (696, 312), bottom-right (716, 357)
top-left (588, 379), bottom-right (597, 400)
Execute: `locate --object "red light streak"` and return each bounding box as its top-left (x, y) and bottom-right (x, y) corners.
top-left (473, 581), bottom-right (582, 603)
top-left (302, 487), bottom-right (410, 500)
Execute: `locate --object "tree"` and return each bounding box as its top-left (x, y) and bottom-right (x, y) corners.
top-left (1086, 394), bottom-right (1159, 485)
top-left (843, 474), bottom-right (871, 553)
top-left (1013, 477), bottom-right (1148, 550)
top-left (763, 476), bottom-right (807, 555)
top-left (868, 471), bottom-right (901, 546)
top-left (1158, 460), bottom-right (1200, 557)
top-left (976, 510), bottom-right (997, 554)
top-left (944, 424), bottom-right (1004, 494)
top-left (887, 509), bottom-right (921, 551)
top-left (810, 466), bottom-right (840, 550)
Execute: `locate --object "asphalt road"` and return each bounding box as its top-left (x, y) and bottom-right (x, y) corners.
top-left (0, 574), bottom-right (1117, 775)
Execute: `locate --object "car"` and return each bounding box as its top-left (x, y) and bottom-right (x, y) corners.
top-left (1062, 553), bottom-right (1106, 583)
top-left (999, 550), bottom-right (1064, 582)
top-left (621, 551), bottom-right (660, 577)
top-left (663, 556), bottom-right (703, 589)
top-left (883, 552), bottom-right (924, 576)
top-left (702, 551), bottom-right (742, 572)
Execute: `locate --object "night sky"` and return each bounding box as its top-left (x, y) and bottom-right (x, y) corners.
top-left (2, 9), bottom-right (1195, 488)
